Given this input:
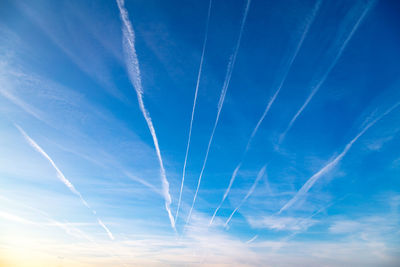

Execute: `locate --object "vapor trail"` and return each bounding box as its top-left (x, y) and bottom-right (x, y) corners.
top-left (279, 102), bottom-right (400, 213)
top-left (246, 234), bottom-right (258, 244)
top-left (268, 195), bottom-right (349, 254)
top-left (209, 162), bottom-right (242, 225)
top-left (185, 0), bottom-right (252, 228)
top-left (224, 165), bottom-right (266, 227)
top-left (116, 0), bottom-right (175, 229)
top-left (279, 0), bottom-right (375, 142)
top-left (15, 125), bottom-right (114, 240)
top-left (209, 0), bottom-right (322, 226)
top-left (0, 197), bottom-right (128, 266)
top-left (175, 0), bottom-right (213, 223)
top-left (124, 171), bottom-right (163, 196)
top-left (246, 0), bottom-right (322, 151)
top-left (0, 196), bottom-right (95, 242)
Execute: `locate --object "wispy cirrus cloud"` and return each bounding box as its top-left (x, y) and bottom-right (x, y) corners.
top-left (329, 220), bottom-right (362, 234)
top-left (15, 1), bottom-right (124, 100)
top-left (247, 216), bottom-right (317, 231)
top-left (116, 0), bottom-right (175, 230)
top-left (15, 124), bottom-right (114, 240)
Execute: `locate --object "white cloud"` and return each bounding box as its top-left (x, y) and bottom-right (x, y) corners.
top-left (247, 215), bottom-right (317, 231)
top-left (329, 220), bottom-right (361, 234)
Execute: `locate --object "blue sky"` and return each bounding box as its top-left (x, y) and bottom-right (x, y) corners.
top-left (1, 0), bottom-right (400, 266)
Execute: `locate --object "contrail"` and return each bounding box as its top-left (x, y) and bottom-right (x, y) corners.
top-left (279, 102), bottom-right (400, 214)
top-left (209, 0), bottom-right (322, 226)
top-left (0, 208), bottom-right (91, 242)
top-left (175, 0), bottom-right (213, 223)
top-left (185, 0), bottom-right (252, 229)
top-left (0, 87), bottom-right (44, 122)
top-left (97, 218), bottom-right (114, 241)
top-left (246, 0), bottom-right (322, 151)
top-left (116, 0), bottom-right (175, 230)
top-left (15, 125), bottom-right (89, 208)
top-left (0, 210), bottom-right (36, 225)
top-left (0, 195), bottom-right (95, 242)
top-left (224, 165), bottom-right (266, 227)
top-left (270, 195), bottom-right (349, 253)
top-left (0, 197), bottom-right (128, 266)
top-left (124, 171), bottom-right (163, 196)
top-left (209, 162), bottom-right (242, 225)
top-left (279, 0), bottom-right (375, 143)
top-left (15, 124), bottom-right (114, 240)
top-left (245, 234), bottom-right (258, 244)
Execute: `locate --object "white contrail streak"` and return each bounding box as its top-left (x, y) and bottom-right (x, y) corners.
top-left (209, 0), bottom-right (322, 226)
top-left (97, 218), bottom-right (114, 241)
top-left (0, 197), bottom-right (95, 242)
top-left (279, 102), bottom-right (400, 214)
top-left (15, 125), bottom-right (89, 208)
top-left (279, 0), bottom-right (375, 142)
top-left (0, 210), bottom-right (36, 225)
top-left (246, 0), bottom-right (322, 151)
top-left (175, 0), bottom-right (213, 223)
top-left (270, 195), bottom-right (349, 253)
top-left (0, 87), bottom-right (44, 122)
top-left (124, 171), bottom-right (163, 196)
top-left (116, 0), bottom-right (175, 230)
top-left (209, 162), bottom-right (242, 225)
top-left (185, 0), bottom-right (252, 228)
top-left (245, 234), bottom-right (258, 244)
top-left (224, 165), bottom-right (266, 227)
top-left (0, 197), bottom-right (128, 266)
top-left (15, 125), bottom-right (114, 240)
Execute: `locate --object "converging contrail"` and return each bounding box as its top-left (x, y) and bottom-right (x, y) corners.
top-left (184, 0), bottom-right (252, 229)
top-left (175, 0), bottom-right (213, 223)
top-left (278, 102), bottom-right (400, 214)
top-left (209, 0), bottom-right (322, 226)
top-left (15, 125), bottom-right (114, 240)
top-left (224, 165), bottom-right (266, 227)
top-left (279, 0), bottom-right (375, 143)
top-left (272, 195), bottom-right (349, 253)
top-left (246, 0), bottom-right (322, 151)
top-left (116, 0), bottom-right (175, 230)
top-left (209, 162), bottom-right (242, 225)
